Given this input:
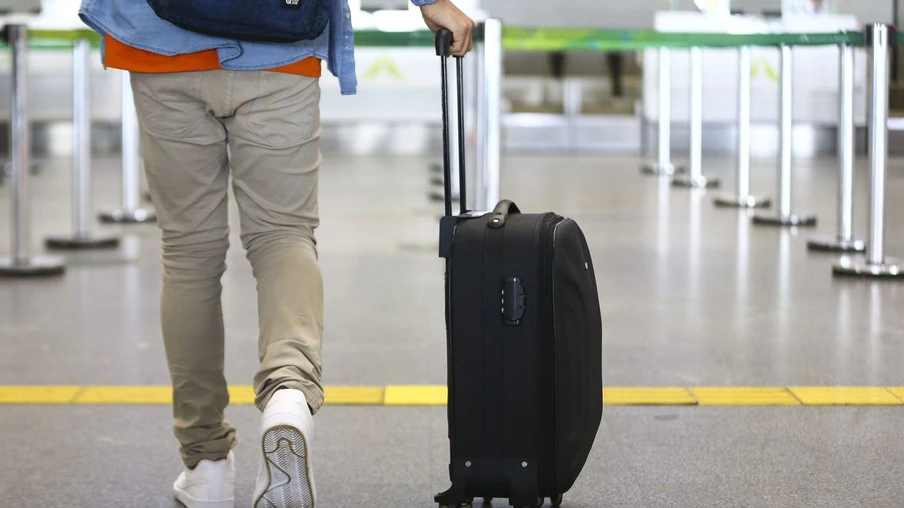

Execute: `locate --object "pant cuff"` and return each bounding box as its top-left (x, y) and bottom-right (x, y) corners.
top-left (256, 378), bottom-right (324, 415)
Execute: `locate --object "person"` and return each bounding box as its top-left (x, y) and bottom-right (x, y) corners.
top-left (78, 0), bottom-right (474, 506)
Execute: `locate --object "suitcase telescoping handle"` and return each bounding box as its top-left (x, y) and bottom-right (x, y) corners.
top-left (436, 28), bottom-right (467, 217)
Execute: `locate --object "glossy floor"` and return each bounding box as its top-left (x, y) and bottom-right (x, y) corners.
top-left (0, 151), bottom-right (903, 507)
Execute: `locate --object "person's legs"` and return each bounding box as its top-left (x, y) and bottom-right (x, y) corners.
top-left (224, 71), bottom-right (325, 414)
top-left (131, 71), bottom-right (237, 468)
top-left (223, 70), bottom-right (323, 508)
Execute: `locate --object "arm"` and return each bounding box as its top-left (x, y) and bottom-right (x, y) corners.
top-left (414, 0), bottom-right (475, 56)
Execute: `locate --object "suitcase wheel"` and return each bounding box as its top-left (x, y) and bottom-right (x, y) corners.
top-left (482, 498), bottom-right (493, 505)
top-left (551, 494), bottom-right (564, 507)
top-left (438, 499), bottom-right (473, 508)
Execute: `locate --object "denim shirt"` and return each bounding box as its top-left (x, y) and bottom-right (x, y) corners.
top-left (79, 0), bottom-right (437, 96)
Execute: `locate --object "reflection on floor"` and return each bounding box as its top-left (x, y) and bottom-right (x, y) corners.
top-left (0, 152), bottom-right (902, 507)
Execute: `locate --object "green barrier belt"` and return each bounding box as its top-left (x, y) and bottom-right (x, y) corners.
top-left (29, 29), bottom-right (435, 48)
top-left (26, 28), bottom-right (438, 48)
top-left (20, 27), bottom-right (868, 52)
top-left (502, 28), bottom-right (865, 51)
top-left (354, 29), bottom-right (435, 47)
top-left (29, 29), bottom-right (100, 44)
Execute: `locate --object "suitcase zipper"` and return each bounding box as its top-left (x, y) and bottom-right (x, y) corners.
top-left (537, 213), bottom-right (564, 496)
top-left (547, 217), bottom-right (573, 500)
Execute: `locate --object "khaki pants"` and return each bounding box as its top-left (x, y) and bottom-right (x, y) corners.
top-left (131, 70), bottom-right (324, 468)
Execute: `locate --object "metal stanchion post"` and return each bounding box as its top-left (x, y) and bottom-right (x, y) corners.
top-left (834, 24), bottom-right (903, 278)
top-left (474, 29), bottom-right (487, 210)
top-left (99, 71), bottom-right (156, 224)
top-left (0, 25), bottom-right (65, 276)
top-left (46, 39), bottom-right (119, 250)
top-left (464, 50), bottom-right (478, 207)
top-left (643, 47), bottom-right (684, 176)
top-left (481, 18), bottom-right (502, 209)
top-left (714, 46), bottom-right (771, 208)
top-left (809, 43), bottom-right (866, 252)
top-left (673, 47), bottom-right (719, 189)
top-left (753, 45), bottom-right (816, 227)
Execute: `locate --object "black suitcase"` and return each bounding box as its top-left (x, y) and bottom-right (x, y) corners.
top-left (432, 30), bottom-right (603, 508)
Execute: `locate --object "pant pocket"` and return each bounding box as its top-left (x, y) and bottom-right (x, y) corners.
top-left (130, 72), bottom-right (208, 140)
top-left (244, 73), bottom-right (320, 149)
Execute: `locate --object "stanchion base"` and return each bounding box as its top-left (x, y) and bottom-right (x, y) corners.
top-left (713, 195), bottom-right (772, 209)
top-left (807, 236), bottom-right (866, 253)
top-left (429, 162), bottom-right (444, 187)
top-left (642, 162), bottom-right (685, 176)
top-left (833, 256), bottom-right (904, 279)
top-left (45, 234), bottom-right (120, 250)
top-left (0, 256), bottom-right (65, 277)
top-left (752, 214), bottom-right (817, 227)
top-left (99, 209), bottom-right (157, 224)
top-left (672, 175), bottom-right (720, 189)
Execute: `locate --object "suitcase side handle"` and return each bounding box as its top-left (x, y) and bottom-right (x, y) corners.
top-left (488, 199), bottom-right (521, 229)
top-left (436, 28), bottom-right (467, 217)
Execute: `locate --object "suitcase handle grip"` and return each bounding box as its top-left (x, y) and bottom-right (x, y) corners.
top-left (435, 28), bottom-right (454, 57)
top-left (488, 199), bottom-right (521, 229)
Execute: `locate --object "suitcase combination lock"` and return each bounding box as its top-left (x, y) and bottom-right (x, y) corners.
top-left (501, 277), bottom-right (525, 326)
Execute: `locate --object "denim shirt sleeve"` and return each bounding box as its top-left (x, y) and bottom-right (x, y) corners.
top-left (410, 0), bottom-right (437, 5)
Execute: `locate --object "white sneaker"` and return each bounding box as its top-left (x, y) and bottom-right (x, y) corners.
top-left (253, 389), bottom-right (316, 508)
top-left (173, 451), bottom-right (235, 508)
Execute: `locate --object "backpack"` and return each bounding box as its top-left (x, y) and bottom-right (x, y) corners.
top-left (145, 0), bottom-right (330, 43)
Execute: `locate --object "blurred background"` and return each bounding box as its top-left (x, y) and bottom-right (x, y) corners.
top-left (0, 0), bottom-right (898, 162)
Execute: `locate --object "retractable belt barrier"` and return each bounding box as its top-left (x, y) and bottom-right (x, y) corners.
top-left (1, 25), bottom-right (900, 279)
top-left (501, 25), bottom-right (900, 280)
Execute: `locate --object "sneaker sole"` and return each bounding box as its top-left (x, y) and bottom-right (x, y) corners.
top-left (254, 425), bottom-right (315, 508)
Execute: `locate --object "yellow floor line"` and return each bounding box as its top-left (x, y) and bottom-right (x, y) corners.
top-left (3, 385), bottom-right (904, 406)
top-left (74, 386), bottom-right (173, 404)
top-left (384, 385), bottom-right (448, 405)
top-left (325, 386), bottom-right (385, 405)
top-left (0, 386), bottom-right (82, 404)
top-left (691, 387), bottom-right (800, 406)
top-left (227, 386), bottom-right (257, 405)
top-left (885, 387), bottom-right (904, 403)
top-left (604, 387), bottom-right (696, 405)
top-left (788, 387), bottom-right (903, 405)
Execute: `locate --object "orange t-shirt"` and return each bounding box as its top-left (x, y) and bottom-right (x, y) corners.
top-left (103, 35), bottom-right (321, 77)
